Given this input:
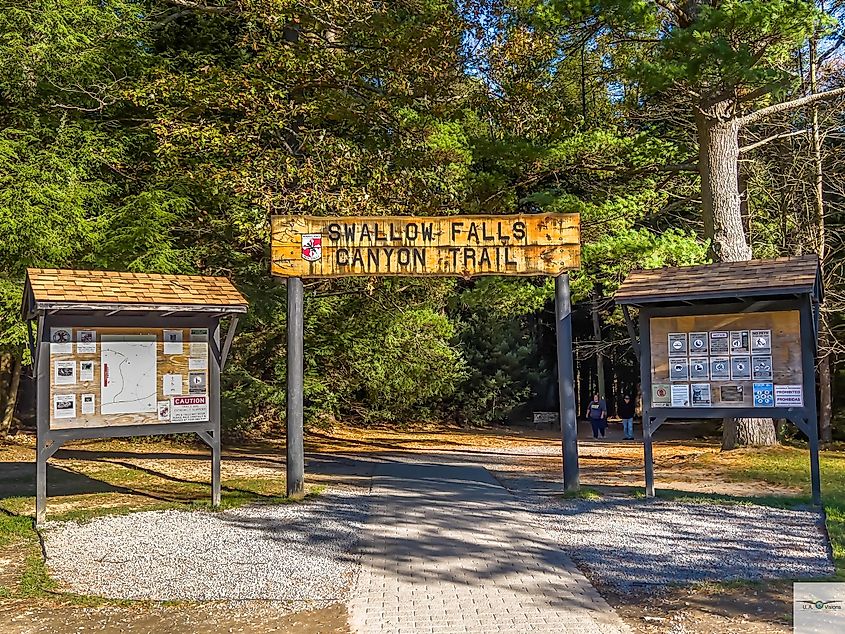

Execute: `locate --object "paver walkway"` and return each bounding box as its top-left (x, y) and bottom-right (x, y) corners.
top-left (347, 461), bottom-right (631, 633)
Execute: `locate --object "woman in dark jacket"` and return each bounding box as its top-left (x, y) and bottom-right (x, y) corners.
top-left (618, 394), bottom-right (636, 440)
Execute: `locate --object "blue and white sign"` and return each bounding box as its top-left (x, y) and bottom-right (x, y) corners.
top-left (753, 383), bottom-right (774, 407)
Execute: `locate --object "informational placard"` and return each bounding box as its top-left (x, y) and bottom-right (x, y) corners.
top-left (271, 214), bottom-right (581, 277)
top-left (100, 335), bottom-right (157, 415)
top-left (50, 327), bottom-right (73, 354)
top-left (652, 384), bottom-right (670, 406)
top-left (689, 358), bottom-right (709, 380)
top-left (77, 330), bottom-right (97, 354)
top-left (730, 330), bottom-right (750, 354)
top-left (752, 356), bottom-right (773, 381)
top-left (753, 383), bottom-right (774, 407)
top-left (171, 396), bottom-right (209, 423)
top-left (49, 327), bottom-right (210, 429)
top-left (649, 310), bottom-right (802, 409)
top-left (669, 358), bottom-right (689, 381)
top-left (774, 385), bottom-right (803, 407)
top-left (671, 384), bottom-right (690, 407)
top-left (689, 332), bottom-right (708, 355)
top-left (668, 333), bottom-right (688, 356)
top-left (709, 331), bottom-right (729, 354)
top-left (691, 383), bottom-right (711, 406)
top-left (730, 356), bottom-right (751, 380)
top-left (751, 329), bottom-right (771, 354)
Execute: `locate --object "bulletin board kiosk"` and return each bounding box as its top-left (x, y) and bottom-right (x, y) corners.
top-left (615, 255), bottom-right (823, 504)
top-left (22, 269), bottom-right (247, 524)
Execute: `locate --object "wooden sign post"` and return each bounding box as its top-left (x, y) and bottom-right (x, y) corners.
top-left (271, 213), bottom-right (582, 494)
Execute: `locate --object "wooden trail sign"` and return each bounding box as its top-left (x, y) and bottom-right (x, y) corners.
top-left (271, 214), bottom-right (580, 278)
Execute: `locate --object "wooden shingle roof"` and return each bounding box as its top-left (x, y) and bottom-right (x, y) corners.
top-left (615, 255), bottom-right (821, 306)
top-left (23, 269), bottom-right (248, 318)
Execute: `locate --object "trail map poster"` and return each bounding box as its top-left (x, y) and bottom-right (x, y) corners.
top-left (100, 335), bottom-right (158, 415)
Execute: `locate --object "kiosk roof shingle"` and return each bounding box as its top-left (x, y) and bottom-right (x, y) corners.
top-left (615, 255), bottom-right (821, 306)
top-left (24, 269), bottom-right (247, 316)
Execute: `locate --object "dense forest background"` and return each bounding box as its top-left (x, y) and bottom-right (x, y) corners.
top-left (2, 1), bottom-right (845, 443)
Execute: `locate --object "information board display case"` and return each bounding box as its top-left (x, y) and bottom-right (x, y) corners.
top-left (22, 269), bottom-right (247, 524)
top-left (616, 256), bottom-right (823, 504)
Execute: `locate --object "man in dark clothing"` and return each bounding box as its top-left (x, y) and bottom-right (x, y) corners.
top-left (619, 394), bottom-right (636, 440)
top-left (585, 393), bottom-right (607, 439)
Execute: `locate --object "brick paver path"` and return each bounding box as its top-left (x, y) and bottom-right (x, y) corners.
top-left (348, 461), bottom-right (631, 633)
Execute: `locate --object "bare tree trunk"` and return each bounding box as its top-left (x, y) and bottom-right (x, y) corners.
top-left (722, 416), bottom-right (778, 449)
top-left (819, 345), bottom-right (833, 443)
top-left (591, 291), bottom-right (605, 400)
top-left (0, 353), bottom-right (21, 436)
top-left (698, 104), bottom-right (776, 449)
top-left (808, 32), bottom-right (832, 444)
top-left (0, 357), bottom-right (21, 436)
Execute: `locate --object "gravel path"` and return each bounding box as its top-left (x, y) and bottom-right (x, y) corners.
top-left (43, 490), bottom-right (368, 602)
top-left (534, 497), bottom-right (833, 591)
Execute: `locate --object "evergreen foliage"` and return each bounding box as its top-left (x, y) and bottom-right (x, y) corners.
top-left (1, 1), bottom-right (842, 435)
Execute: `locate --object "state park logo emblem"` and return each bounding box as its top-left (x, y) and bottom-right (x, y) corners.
top-left (301, 234), bottom-right (322, 262)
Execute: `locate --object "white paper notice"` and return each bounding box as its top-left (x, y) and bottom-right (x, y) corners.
top-left (171, 396), bottom-right (209, 423)
top-left (76, 330), bottom-right (97, 353)
top-left (54, 361), bottom-right (76, 385)
top-left (189, 342), bottom-right (207, 357)
top-left (774, 384), bottom-right (804, 407)
top-left (157, 400), bottom-right (171, 421)
top-left (163, 374), bottom-right (183, 396)
top-left (79, 360), bottom-right (95, 382)
top-left (50, 328), bottom-right (73, 354)
top-left (188, 357), bottom-right (208, 371)
top-left (53, 394), bottom-right (76, 419)
top-left (163, 329), bottom-right (184, 355)
top-left (671, 384), bottom-right (690, 407)
top-left (81, 394), bottom-right (95, 415)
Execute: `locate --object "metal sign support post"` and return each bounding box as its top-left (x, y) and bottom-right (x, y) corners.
top-left (286, 277), bottom-right (305, 498)
top-left (555, 273), bottom-right (579, 492)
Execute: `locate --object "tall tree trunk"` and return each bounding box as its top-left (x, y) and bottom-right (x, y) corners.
top-left (819, 344), bottom-right (833, 443)
top-left (697, 107), bottom-right (752, 261)
top-left (0, 354), bottom-right (21, 436)
top-left (591, 291), bottom-right (605, 400)
top-left (698, 103), bottom-right (776, 449)
top-left (809, 31), bottom-right (832, 444)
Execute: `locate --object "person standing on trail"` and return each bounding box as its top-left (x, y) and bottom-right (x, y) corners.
top-left (585, 393), bottom-right (607, 439)
top-left (618, 394), bottom-right (636, 440)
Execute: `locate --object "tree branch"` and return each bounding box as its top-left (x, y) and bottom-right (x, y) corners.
top-left (160, 0), bottom-right (237, 14)
top-left (739, 86), bottom-right (845, 127)
top-left (739, 129), bottom-right (811, 154)
top-left (651, 0), bottom-right (689, 24)
top-left (737, 80), bottom-right (787, 104)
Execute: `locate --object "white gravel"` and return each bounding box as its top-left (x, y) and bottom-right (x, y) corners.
top-left (42, 490), bottom-right (369, 602)
top-left (535, 497), bottom-right (834, 591)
